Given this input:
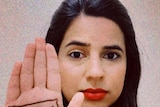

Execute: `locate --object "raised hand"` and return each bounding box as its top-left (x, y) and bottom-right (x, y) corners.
top-left (5, 37), bottom-right (62, 107)
top-left (5, 37), bottom-right (84, 107)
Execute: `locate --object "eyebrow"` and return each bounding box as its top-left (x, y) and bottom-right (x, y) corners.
top-left (103, 45), bottom-right (124, 53)
top-left (65, 40), bottom-right (124, 52)
top-left (65, 41), bottom-right (90, 47)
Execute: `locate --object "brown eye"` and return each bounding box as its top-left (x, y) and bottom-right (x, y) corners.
top-left (104, 52), bottom-right (120, 60)
top-left (69, 52), bottom-right (84, 59)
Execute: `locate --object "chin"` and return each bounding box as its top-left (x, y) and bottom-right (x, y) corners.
top-left (81, 100), bottom-right (111, 107)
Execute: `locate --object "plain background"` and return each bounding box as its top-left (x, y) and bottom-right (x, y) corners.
top-left (0, 0), bottom-right (160, 106)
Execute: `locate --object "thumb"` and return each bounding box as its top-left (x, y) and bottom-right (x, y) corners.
top-left (68, 92), bottom-right (84, 107)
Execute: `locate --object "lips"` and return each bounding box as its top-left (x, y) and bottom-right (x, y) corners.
top-left (82, 88), bottom-right (107, 101)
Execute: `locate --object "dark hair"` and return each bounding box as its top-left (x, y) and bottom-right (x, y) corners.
top-left (46, 0), bottom-right (141, 107)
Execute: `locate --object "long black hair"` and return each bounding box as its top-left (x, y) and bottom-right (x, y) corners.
top-left (46, 0), bottom-right (141, 107)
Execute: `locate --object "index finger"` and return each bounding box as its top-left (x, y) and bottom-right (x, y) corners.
top-left (46, 44), bottom-right (61, 92)
top-left (68, 92), bottom-right (84, 107)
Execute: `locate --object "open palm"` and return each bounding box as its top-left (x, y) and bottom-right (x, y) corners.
top-left (5, 38), bottom-right (63, 107)
top-left (5, 37), bottom-right (84, 107)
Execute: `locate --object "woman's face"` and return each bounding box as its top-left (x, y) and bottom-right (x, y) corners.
top-left (58, 15), bottom-right (126, 107)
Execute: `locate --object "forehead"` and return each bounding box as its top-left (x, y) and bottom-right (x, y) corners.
top-left (62, 15), bottom-right (125, 46)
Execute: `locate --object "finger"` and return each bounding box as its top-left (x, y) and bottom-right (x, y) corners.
top-left (68, 92), bottom-right (84, 107)
top-left (6, 62), bottom-right (22, 104)
top-left (46, 44), bottom-right (61, 92)
top-left (34, 37), bottom-right (47, 87)
top-left (20, 43), bottom-right (35, 92)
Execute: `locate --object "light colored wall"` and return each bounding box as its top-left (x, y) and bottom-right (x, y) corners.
top-left (0, 0), bottom-right (159, 106)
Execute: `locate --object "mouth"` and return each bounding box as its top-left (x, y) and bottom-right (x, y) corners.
top-left (81, 88), bottom-right (108, 101)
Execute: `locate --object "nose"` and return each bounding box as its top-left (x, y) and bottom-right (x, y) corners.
top-left (85, 57), bottom-right (105, 81)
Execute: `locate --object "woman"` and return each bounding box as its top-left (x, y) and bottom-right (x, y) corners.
top-left (5, 0), bottom-right (141, 107)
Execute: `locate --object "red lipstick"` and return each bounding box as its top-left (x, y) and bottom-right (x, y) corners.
top-left (82, 88), bottom-right (107, 101)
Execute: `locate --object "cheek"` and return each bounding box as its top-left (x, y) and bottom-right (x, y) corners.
top-left (107, 63), bottom-right (126, 99)
top-left (60, 61), bottom-right (82, 101)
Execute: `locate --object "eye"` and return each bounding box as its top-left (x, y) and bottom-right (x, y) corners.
top-left (69, 51), bottom-right (85, 59)
top-left (103, 52), bottom-right (120, 60)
